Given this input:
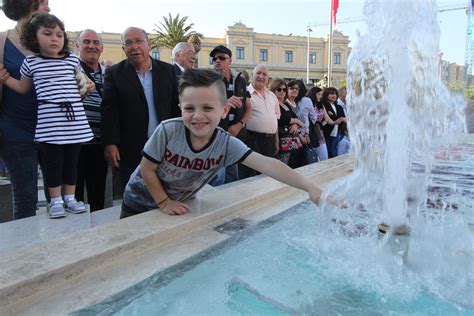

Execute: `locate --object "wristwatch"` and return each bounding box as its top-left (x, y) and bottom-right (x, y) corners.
top-left (239, 120), bottom-right (246, 128)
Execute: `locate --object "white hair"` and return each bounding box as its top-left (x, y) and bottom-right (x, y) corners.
top-left (171, 42), bottom-right (193, 61)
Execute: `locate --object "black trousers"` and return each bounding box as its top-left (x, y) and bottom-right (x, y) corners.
top-left (38, 143), bottom-right (81, 188)
top-left (239, 130), bottom-right (277, 179)
top-left (75, 143), bottom-right (108, 211)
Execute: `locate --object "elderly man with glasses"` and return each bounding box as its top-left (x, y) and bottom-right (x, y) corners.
top-left (208, 45), bottom-right (252, 186)
top-left (101, 27), bottom-right (180, 192)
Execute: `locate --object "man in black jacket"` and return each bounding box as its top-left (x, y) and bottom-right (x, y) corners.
top-left (101, 27), bottom-right (180, 191)
top-left (209, 45), bottom-right (252, 185)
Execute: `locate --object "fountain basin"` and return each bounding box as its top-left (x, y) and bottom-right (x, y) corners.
top-left (0, 155), bottom-right (355, 315)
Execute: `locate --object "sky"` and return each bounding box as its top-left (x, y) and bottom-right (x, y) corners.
top-left (0, 0), bottom-right (468, 65)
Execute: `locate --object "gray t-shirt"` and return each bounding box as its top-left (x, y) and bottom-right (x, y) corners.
top-left (123, 118), bottom-right (252, 212)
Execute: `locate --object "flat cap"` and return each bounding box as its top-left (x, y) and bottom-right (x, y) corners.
top-left (210, 45), bottom-right (232, 58)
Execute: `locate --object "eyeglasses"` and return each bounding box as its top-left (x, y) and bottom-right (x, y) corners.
top-left (289, 86), bottom-right (300, 90)
top-left (123, 39), bottom-right (146, 48)
top-left (212, 55), bottom-right (229, 62)
top-left (275, 88), bottom-right (287, 92)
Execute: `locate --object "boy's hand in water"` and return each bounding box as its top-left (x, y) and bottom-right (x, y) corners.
top-left (307, 183), bottom-right (323, 205)
top-left (327, 195), bottom-right (350, 208)
top-left (160, 198), bottom-right (190, 216)
top-left (307, 182), bottom-right (349, 208)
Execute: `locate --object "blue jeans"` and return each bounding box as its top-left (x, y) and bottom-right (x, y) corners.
top-left (328, 136), bottom-right (339, 158)
top-left (316, 143), bottom-right (328, 161)
top-left (209, 164), bottom-right (240, 187)
top-left (209, 167), bottom-right (226, 186)
top-left (2, 142), bottom-right (38, 220)
top-left (224, 164), bottom-right (239, 184)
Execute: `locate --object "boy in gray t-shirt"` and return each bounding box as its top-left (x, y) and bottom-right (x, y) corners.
top-left (121, 69), bottom-right (322, 218)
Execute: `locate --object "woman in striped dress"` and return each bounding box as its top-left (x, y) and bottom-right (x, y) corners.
top-left (0, 13), bottom-right (93, 218)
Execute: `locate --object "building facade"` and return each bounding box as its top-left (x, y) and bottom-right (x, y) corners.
top-left (438, 59), bottom-right (450, 85)
top-left (448, 62), bottom-right (466, 84)
top-left (69, 22), bottom-right (351, 87)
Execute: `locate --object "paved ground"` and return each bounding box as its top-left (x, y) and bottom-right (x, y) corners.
top-left (0, 166), bottom-right (119, 222)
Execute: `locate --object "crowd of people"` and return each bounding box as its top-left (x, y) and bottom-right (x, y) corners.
top-left (0, 0), bottom-right (349, 221)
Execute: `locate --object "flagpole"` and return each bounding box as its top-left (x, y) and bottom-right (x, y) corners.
top-left (306, 27), bottom-right (312, 84)
top-left (328, 0), bottom-right (334, 87)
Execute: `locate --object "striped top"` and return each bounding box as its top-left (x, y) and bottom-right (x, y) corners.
top-left (20, 53), bottom-right (93, 144)
top-left (80, 61), bottom-right (104, 143)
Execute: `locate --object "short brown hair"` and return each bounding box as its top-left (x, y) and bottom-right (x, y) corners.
top-left (179, 68), bottom-right (227, 106)
top-left (21, 13), bottom-right (70, 55)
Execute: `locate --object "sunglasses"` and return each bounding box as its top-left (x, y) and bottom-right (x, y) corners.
top-left (275, 88), bottom-right (287, 92)
top-left (212, 55), bottom-right (229, 62)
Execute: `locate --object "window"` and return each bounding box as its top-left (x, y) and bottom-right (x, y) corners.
top-left (309, 52), bottom-right (316, 64)
top-left (285, 50), bottom-right (293, 63)
top-left (334, 52), bottom-right (341, 64)
top-left (151, 50), bottom-right (160, 60)
top-left (260, 49), bottom-right (268, 61)
top-left (236, 47), bottom-right (245, 59)
top-left (209, 56), bottom-right (214, 65)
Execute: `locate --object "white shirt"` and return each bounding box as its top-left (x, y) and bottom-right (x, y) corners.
top-left (246, 85), bottom-right (280, 134)
top-left (329, 103), bottom-right (339, 137)
top-left (337, 98), bottom-right (347, 115)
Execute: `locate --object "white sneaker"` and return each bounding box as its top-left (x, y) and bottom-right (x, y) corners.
top-left (65, 198), bottom-right (87, 214)
top-left (48, 200), bottom-right (66, 219)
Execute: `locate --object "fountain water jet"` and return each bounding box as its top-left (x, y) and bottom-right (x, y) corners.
top-left (322, 0), bottom-right (466, 232)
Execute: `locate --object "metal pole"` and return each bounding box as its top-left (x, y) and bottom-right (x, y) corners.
top-left (306, 27), bottom-right (312, 84)
top-left (328, 0), bottom-right (334, 86)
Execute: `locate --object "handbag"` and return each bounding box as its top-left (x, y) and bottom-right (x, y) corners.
top-left (308, 121), bottom-right (321, 148)
top-left (280, 135), bottom-right (303, 152)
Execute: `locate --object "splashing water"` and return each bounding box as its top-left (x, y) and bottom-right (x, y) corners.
top-left (320, 0), bottom-right (472, 306)
top-left (322, 0), bottom-right (466, 227)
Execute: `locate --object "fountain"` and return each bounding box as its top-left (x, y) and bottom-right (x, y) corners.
top-left (71, 1), bottom-right (472, 314)
top-left (0, 1), bottom-right (471, 314)
top-left (323, 0), bottom-right (466, 229)
top-left (318, 0), bottom-right (472, 308)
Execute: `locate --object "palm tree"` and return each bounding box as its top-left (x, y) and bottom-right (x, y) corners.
top-left (152, 13), bottom-right (203, 49)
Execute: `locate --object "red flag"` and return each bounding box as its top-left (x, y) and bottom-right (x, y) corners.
top-left (332, 0), bottom-right (339, 24)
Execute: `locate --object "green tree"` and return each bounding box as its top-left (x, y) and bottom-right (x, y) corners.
top-left (467, 85), bottom-right (474, 100)
top-left (152, 13), bottom-right (202, 49)
top-left (447, 81), bottom-right (467, 96)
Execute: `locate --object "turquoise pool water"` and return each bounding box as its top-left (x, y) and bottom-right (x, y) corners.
top-left (74, 138), bottom-right (473, 315)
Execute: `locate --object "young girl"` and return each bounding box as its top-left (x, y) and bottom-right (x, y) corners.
top-left (1, 13), bottom-right (93, 218)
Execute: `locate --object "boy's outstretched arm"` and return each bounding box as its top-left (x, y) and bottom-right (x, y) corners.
top-left (140, 157), bottom-right (190, 215)
top-left (241, 152), bottom-right (323, 205)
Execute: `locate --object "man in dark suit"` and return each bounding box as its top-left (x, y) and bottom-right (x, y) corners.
top-left (101, 27), bottom-right (180, 191)
top-left (171, 42), bottom-right (196, 76)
